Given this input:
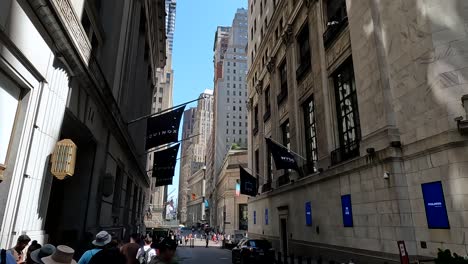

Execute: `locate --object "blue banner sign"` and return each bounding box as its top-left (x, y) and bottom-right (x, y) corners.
top-left (422, 181), bottom-right (450, 229)
top-left (305, 202), bottom-right (312, 226)
top-left (265, 208), bottom-right (269, 225)
top-left (341, 194), bottom-right (353, 227)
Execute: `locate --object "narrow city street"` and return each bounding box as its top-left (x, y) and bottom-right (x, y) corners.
top-left (2, 0), bottom-right (468, 263)
top-left (176, 247), bottom-right (231, 264)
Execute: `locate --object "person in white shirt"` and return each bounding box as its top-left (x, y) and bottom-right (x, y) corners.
top-left (136, 236), bottom-right (156, 264)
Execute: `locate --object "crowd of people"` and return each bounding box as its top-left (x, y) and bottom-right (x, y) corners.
top-left (0, 231), bottom-right (178, 264)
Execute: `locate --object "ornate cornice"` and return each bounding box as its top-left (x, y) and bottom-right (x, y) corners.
top-left (281, 24), bottom-right (294, 47)
top-left (267, 57), bottom-right (276, 73)
top-left (50, 0), bottom-right (91, 65)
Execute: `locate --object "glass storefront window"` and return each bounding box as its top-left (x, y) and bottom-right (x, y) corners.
top-left (0, 73), bottom-right (20, 165)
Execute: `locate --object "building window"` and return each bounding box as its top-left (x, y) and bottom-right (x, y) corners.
top-left (303, 96), bottom-right (318, 173)
top-left (226, 129), bottom-right (229, 134)
top-left (233, 106), bottom-right (236, 111)
top-left (239, 130), bottom-right (242, 134)
top-left (267, 145), bottom-right (273, 182)
top-left (331, 58), bottom-right (360, 165)
top-left (296, 24), bottom-right (311, 81)
top-left (253, 105), bottom-right (259, 135)
top-left (233, 129), bottom-right (236, 134)
top-left (254, 149), bottom-right (260, 178)
top-left (112, 167), bottom-right (123, 215)
top-left (263, 86), bottom-right (271, 121)
top-left (158, 97), bottom-right (162, 103)
top-left (281, 120), bottom-right (290, 150)
top-left (227, 98), bottom-right (230, 103)
top-left (278, 60), bottom-right (288, 104)
top-left (159, 88), bottom-right (163, 93)
top-left (323, 0), bottom-right (349, 48)
top-left (0, 73), bottom-right (21, 166)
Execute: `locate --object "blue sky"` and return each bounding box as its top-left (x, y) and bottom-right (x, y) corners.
top-left (168, 0), bottom-right (248, 202)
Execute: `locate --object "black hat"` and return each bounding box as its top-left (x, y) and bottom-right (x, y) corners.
top-left (159, 238), bottom-right (177, 251)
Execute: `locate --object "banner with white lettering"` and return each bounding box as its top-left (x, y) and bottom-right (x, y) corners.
top-left (265, 137), bottom-right (299, 171)
top-left (155, 177), bottom-right (173, 187)
top-left (152, 143), bottom-right (180, 178)
top-left (145, 106), bottom-right (185, 150)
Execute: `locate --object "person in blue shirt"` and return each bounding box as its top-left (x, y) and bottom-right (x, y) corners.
top-left (0, 249), bottom-right (16, 264)
top-left (77, 231), bottom-right (111, 264)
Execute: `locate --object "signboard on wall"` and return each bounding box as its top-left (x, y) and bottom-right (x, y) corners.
top-left (265, 208), bottom-right (268, 225)
top-left (305, 202), bottom-right (312, 226)
top-left (421, 181), bottom-right (450, 229)
top-left (341, 194), bottom-right (353, 227)
top-left (253, 211), bottom-right (256, 225)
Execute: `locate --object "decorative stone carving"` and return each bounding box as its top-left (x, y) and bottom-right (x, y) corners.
top-left (255, 79), bottom-right (263, 95)
top-left (50, 0), bottom-right (92, 65)
top-left (267, 57), bottom-right (276, 73)
top-left (246, 98), bottom-right (253, 112)
top-left (282, 24), bottom-right (294, 47)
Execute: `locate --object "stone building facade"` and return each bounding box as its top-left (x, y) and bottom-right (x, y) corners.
top-left (145, 0), bottom-right (177, 230)
top-left (178, 107), bottom-right (196, 223)
top-left (0, 0), bottom-right (165, 250)
top-left (178, 91), bottom-right (213, 224)
top-left (211, 150), bottom-right (249, 235)
top-left (185, 168), bottom-right (206, 228)
top-left (247, 0), bottom-right (468, 262)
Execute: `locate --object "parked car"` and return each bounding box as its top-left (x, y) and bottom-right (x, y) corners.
top-left (232, 239), bottom-right (275, 264)
top-left (230, 233), bottom-right (245, 245)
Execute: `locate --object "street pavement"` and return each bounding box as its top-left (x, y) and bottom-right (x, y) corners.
top-left (176, 244), bottom-right (232, 264)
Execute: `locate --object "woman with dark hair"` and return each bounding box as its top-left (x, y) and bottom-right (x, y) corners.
top-left (25, 241), bottom-right (41, 264)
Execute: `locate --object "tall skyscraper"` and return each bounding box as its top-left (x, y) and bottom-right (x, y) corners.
top-left (165, 0), bottom-right (176, 53)
top-left (206, 8), bottom-right (248, 227)
top-left (178, 107), bottom-right (196, 222)
top-left (214, 9), bottom-right (248, 180)
top-left (178, 91), bottom-right (214, 224)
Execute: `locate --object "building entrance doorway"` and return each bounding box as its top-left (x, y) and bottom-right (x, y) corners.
top-left (280, 218), bottom-right (288, 255)
top-left (45, 110), bottom-right (96, 251)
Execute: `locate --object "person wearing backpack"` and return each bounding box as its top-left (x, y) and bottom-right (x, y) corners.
top-left (135, 236), bottom-right (156, 264)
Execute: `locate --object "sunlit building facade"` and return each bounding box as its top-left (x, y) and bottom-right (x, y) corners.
top-left (247, 0), bottom-right (468, 262)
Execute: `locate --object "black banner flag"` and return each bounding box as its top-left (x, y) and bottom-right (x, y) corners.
top-left (265, 137), bottom-right (299, 171)
top-left (152, 143), bottom-right (180, 178)
top-left (145, 106), bottom-right (185, 150)
top-left (239, 166), bottom-right (258, 197)
top-left (155, 177), bottom-right (173, 187)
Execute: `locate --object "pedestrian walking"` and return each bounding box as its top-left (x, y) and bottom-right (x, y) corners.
top-left (205, 234), bottom-right (209, 248)
top-left (29, 244), bottom-right (55, 264)
top-left (148, 238), bottom-right (177, 264)
top-left (120, 234), bottom-right (140, 264)
top-left (136, 236), bottom-right (156, 264)
top-left (41, 245), bottom-right (76, 264)
top-left (8, 234), bottom-right (31, 264)
top-left (78, 231), bottom-right (112, 264)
